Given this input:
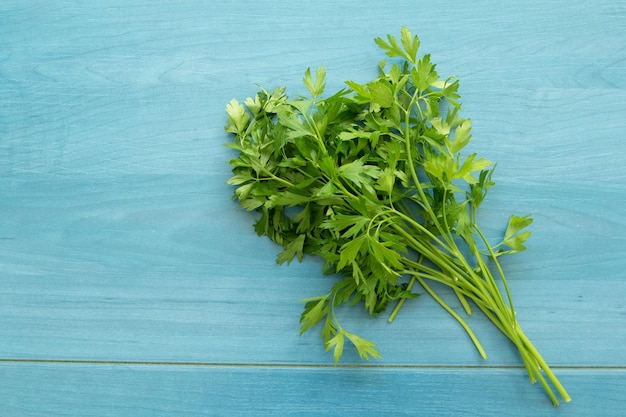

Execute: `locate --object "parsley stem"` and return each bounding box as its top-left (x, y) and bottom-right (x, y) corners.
top-left (415, 276), bottom-right (488, 360)
top-left (389, 208), bottom-right (455, 255)
top-left (390, 224), bottom-right (474, 286)
top-left (439, 188), bottom-right (472, 316)
top-left (426, 265), bottom-right (569, 405)
top-left (399, 260), bottom-right (480, 300)
top-left (388, 275), bottom-right (416, 323)
top-left (516, 326), bottom-right (571, 403)
top-left (454, 288), bottom-right (473, 315)
top-left (474, 225), bottom-right (516, 319)
top-left (401, 94), bottom-right (446, 239)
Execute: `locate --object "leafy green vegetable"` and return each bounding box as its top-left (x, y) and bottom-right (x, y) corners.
top-left (225, 27), bottom-right (570, 406)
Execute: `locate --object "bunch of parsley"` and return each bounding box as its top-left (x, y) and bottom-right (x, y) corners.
top-left (225, 28), bottom-right (570, 405)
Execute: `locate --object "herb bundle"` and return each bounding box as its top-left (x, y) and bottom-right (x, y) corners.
top-left (225, 28), bottom-right (570, 405)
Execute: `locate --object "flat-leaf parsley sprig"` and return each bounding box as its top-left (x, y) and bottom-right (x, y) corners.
top-left (225, 27), bottom-right (570, 406)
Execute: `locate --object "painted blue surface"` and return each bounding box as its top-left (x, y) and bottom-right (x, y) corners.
top-left (1, 364), bottom-right (624, 417)
top-left (1, 0), bottom-right (625, 415)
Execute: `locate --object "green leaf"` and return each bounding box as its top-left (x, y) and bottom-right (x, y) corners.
top-left (454, 203), bottom-right (472, 238)
top-left (501, 215), bottom-right (533, 253)
top-left (227, 171), bottom-right (254, 186)
top-left (345, 80), bottom-right (371, 102)
top-left (375, 168), bottom-right (396, 195)
top-left (321, 312), bottom-right (337, 342)
top-left (299, 295), bottom-right (329, 335)
top-left (244, 94), bottom-right (262, 116)
top-left (240, 195), bottom-right (266, 211)
top-left (351, 260), bottom-right (365, 285)
top-left (367, 79), bottom-right (394, 108)
top-left (369, 131), bottom-right (382, 148)
top-left (338, 159), bottom-right (382, 187)
top-left (449, 119), bottom-right (472, 154)
top-left (399, 26), bottom-right (420, 63)
top-left (338, 159), bottom-right (366, 186)
top-left (319, 155), bottom-right (337, 178)
top-left (294, 203), bottom-right (312, 234)
top-left (315, 182), bottom-right (337, 199)
top-left (332, 277), bottom-right (358, 305)
top-left (277, 234), bottom-right (306, 264)
top-left (456, 153), bottom-right (492, 184)
top-left (374, 33), bottom-right (404, 60)
top-left (225, 98), bottom-right (250, 135)
top-left (470, 168), bottom-right (496, 208)
top-left (315, 66), bottom-right (326, 97)
top-left (278, 156), bottom-right (307, 169)
top-left (368, 237), bottom-right (403, 271)
top-left (337, 235), bottom-right (367, 271)
top-left (303, 67), bottom-right (315, 97)
top-left (279, 112), bottom-right (315, 140)
top-left (303, 65), bottom-right (326, 98)
top-left (344, 330), bottom-right (382, 361)
top-left (504, 215), bottom-right (533, 240)
top-left (413, 54), bottom-right (439, 91)
top-left (431, 117), bottom-right (451, 136)
top-left (233, 182), bottom-right (255, 201)
top-left (423, 151), bottom-right (457, 184)
top-left (253, 207), bottom-right (270, 236)
top-left (321, 214), bottom-right (370, 238)
top-left (441, 78), bottom-right (461, 104)
top-left (291, 177), bottom-right (319, 191)
top-left (325, 331), bottom-right (345, 364)
top-left (268, 191), bottom-right (311, 208)
top-left (374, 26), bottom-right (419, 64)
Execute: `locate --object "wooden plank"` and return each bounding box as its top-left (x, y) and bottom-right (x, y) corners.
top-left (1, 362), bottom-right (624, 416)
top-left (1, 175), bottom-right (625, 365)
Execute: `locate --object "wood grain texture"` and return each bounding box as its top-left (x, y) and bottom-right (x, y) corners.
top-left (1, 363), bottom-right (625, 416)
top-left (1, 0), bottom-right (625, 414)
top-left (1, 178), bottom-right (624, 368)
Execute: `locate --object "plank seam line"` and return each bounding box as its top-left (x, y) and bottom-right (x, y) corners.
top-left (1, 359), bottom-right (625, 370)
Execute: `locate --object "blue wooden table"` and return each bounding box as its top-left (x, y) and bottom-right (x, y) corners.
top-left (1, 1), bottom-right (625, 415)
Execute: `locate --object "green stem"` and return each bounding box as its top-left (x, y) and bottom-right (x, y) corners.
top-left (416, 276), bottom-right (487, 360)
top-left (390, 208), bottom-right (456, 255)
top-left (389, 223), bottom-right (471, 283)
top-left (402, 94), bottom-right (449, 243)
top-left (474, 225), bottom-right (516, 318)
top-left (454, 288), bottom-right (473, 315)
top-left (516, 326), bottom-right (572, 403)
top-left (473, 254), bottom-right (516, 330)
top-left (400, 254), bottom-right (569, 404)
top-left (439, 188), bottom-right (472, 316)
top-left (456, 280), bottom-right (570, 405)
top-left (388, 275), bottom-right (417, 323)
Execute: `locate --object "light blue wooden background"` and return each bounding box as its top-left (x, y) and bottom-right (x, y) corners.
top-left (1, 1), bottom-right (625, 415)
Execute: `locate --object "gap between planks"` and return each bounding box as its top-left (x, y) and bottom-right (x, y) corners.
top-left (0, 359), bottom-right (624, 370)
